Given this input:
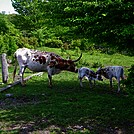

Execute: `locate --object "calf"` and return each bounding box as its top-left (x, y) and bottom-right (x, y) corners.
top-left (78, 67), bottom-right (103, 88)
top-left (96, 66), bottom-right (124, 92)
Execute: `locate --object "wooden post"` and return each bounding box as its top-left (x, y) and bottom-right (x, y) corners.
top-left (1, 53), bottom-right (8, 83)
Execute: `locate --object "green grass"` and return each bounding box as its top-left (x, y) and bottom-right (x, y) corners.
top-left (0, 47), bottom-right (134, 133)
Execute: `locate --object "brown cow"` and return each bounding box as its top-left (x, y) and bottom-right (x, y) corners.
top-left (13, 48), bottom-right (82, 87)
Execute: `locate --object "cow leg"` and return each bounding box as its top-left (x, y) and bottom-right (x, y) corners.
top-left (121, 75), bottom-right (125, 90)
top-left (89, 80), bottom-right (93, 88)
top-left (79, 78), bottom-right (83, 87)
top-left (117, 78), bottom-right (121, 93)
top-left (117, 81), bottom-right (120, 93)
top-left (48, 74), bottom-right (52, 88)
top-left (47, 66), bottom-right (53, 88)
top-left (19, 65), bottom-right (27, 86)
top-left (110, 78), bottom-right (113, 90)
top-left (93, 80), bottom-right (96, 86)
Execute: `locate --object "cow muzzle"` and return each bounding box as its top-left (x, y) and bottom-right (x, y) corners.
top-left (97, 74), bottom-right (103, 81)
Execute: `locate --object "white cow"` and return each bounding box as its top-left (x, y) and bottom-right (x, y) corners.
top-left (13, 48), bottom-right (82, 87)
top-left (96, 66), bottom-right (124, 92)
top-left (78, 67), bottom-right (103, 88)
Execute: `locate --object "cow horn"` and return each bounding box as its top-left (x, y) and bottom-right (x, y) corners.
top-left (73, 53), bottom-right (82, 62)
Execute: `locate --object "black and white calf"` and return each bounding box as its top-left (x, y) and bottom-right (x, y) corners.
top-left (96, 66), bottom-right (124, 92)
top-left (78, 67), bottom-right (103, 88)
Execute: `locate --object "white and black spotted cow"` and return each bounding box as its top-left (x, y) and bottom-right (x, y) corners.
top-left (96, 66), bottom-right (124, 92)
top-left (78, 67), bottom-right (103, 88)
top-left (13, 48), bottom-right (82, 87)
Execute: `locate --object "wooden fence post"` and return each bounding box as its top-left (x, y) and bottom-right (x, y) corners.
top-left (1, 53), bottom-right (8, 83)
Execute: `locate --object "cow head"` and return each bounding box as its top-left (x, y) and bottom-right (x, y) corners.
top-left (96, 67), bottom-right (103, 74)
top-left (15, 48), bottom-right (32, 65)
top-left (55, 53), bottom-right (82, 72)
top-left (88, 70), bottom-right (103, 81)
top-left (96, 67), bottom-right (104, 81)
top-left (96, 67), bottom-right (111, 79)
top-left (68, 53), bottom-right (82, 72)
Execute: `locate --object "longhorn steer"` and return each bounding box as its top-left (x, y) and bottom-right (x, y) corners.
top-left (96, 66), bottom-right (124, 92)
top-left (13, 48), bottom-right (82, 87)
top-left (78, 67), bottom-right (103, 88)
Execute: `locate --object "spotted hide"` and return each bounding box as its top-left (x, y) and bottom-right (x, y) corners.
top-left (96, 66), bottom-right (124, 92)
top-left (78, 67), bottom-right (103, 88)
top-left (13, 48), bottom-right (82, 87)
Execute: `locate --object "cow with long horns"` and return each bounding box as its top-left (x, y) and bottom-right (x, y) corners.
top-left (13, 48), bottom-right (82, 87)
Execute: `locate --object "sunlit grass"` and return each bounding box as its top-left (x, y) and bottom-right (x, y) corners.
top-left (0, 47), bottom-right (134, 133)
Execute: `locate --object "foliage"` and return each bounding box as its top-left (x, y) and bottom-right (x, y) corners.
top-left (0, 1), bottom-right (134, 55)
top-left (44, 38), bottom-right (63, 48)
top-left (9, 0), bottom-right (134, 54)
top-left (123, 65), bottom-right (134, 94)
top-left (11, 0), bottom-right (44, 31)
top-left (0, 34), bottom-right (18, 56)
top-left (56, 1), bottom-right (133, 53)
top-left (17, 36), bottom-right (38, 49)
top-left (0, 14), bottom-right (19, 36)
top-left (0, 13), bottom-right (20, 57)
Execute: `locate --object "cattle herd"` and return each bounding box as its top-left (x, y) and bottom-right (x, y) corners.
top-left (13, 48), bottom-right (124, 92)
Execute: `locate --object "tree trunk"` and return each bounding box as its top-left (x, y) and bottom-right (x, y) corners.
top-left (1, 53), bottom-right (8, 83)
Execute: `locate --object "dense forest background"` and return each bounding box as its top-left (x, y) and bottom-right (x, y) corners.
top-left (0, 0), bottom-right (133, 56)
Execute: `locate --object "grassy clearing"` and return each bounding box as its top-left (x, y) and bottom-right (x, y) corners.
top-left (0, 47), bottom-right (134, 133)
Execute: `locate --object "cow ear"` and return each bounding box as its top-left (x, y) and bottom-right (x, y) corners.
top-left (84, 69), bottom-right (88, 74)
top-left (26, 51), bottom-right (31, 56)
top-left (88, 71), bottom-right (92, 76)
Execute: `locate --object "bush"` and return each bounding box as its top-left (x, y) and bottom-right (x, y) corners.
top-left (32, 28), bottom-right (45, 47)
top-left (0, 34), bottom-right (18, 56)
top-left (124, 65), bottom-right (134, 94)
top-left (91, 62), bottom-right (102, 68)
top-left (44, 38), bottom-right (63, 48)
top-left (70, 39), bottom-right (81, 49)
top-left (17, 36), bottom-right (38, 49)
top-left (70, 39), bottom-right (95, 51)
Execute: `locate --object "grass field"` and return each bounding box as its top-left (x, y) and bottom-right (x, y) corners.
top-left (0, 47), bottom-right (134, 134)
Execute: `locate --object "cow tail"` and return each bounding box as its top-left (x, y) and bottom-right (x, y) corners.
top-left (13, 53), bottom-right (17, 81)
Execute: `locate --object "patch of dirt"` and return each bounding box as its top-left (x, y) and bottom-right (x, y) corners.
top-left (0, 95), bottom-right (45, 109)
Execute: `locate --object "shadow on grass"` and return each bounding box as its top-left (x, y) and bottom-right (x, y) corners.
top-left (0, 76), bottom-right (134, 134)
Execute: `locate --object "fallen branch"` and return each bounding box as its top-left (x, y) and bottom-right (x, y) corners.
top-left (0, 72), bottom-right (44, 92)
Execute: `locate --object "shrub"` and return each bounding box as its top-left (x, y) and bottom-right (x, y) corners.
top-left (91, 62), bottom-right (102, 68)
top-left (44, 38), bottom-right (63, 48)
top-left (32, 28), bottom-right (45, 47)
top-left (17, 36), bottom-right (38, 49)
top-left (123, 65), bottom-right (134, 94)
top-left (0, 34), bottom-right (18, 56)
top-left (70, 39), bottom-right (81, 49)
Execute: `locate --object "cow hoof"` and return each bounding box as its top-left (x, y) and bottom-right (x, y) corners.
top-left (48, 85), bottom-right (52, 88)
top-left (21, 82), bottom-right (26, 87)
top-left (21, 84), bottom-right (26, 87)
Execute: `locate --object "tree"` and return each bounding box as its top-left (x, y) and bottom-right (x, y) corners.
top-left (0, 13), bottom-right (18, 35)
top-left (11, 0), bottom-right (44, 32)
top-left (0, 14), bottom-right (19, 56)
top-left (11, 0), bottom-right (134, 54)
